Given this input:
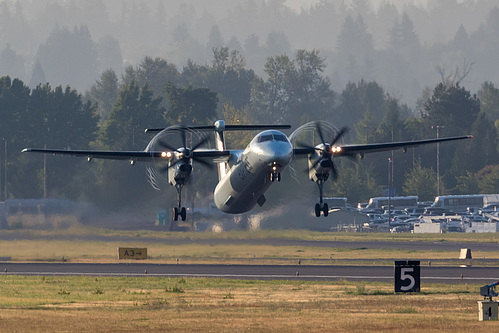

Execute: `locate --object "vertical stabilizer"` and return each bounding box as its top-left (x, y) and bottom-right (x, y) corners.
top-left (214, 120), bottom-right (228, 181)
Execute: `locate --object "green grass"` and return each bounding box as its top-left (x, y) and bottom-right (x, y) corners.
top-left (6, 226), bottom-right (499, 244)
top-left (0, 276), bottom-right (489, 332)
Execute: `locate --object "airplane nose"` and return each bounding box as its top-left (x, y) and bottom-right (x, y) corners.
top-left (267, 143), bottom-right (293, 169)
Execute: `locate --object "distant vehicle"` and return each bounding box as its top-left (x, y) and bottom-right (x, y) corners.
top-left (365, 196), bottom-right (418, 212)
top-left (323, 197), bottom-right (347, 210)
top-left (479, 204), bottom-right (499, 215)
top-left (357, 203), bottom-right (368, 210)
top-left (390, 225), bottom-right (412, 233)
top-left (430, 195), bottom-right (484, 213)
top-left (405, 207), bottom-right (425, 216)
top-left (483, 194), bottom-right (499, 207)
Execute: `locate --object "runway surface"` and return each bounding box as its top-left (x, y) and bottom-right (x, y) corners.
top-left (2, 262), bottom-right (499, 284)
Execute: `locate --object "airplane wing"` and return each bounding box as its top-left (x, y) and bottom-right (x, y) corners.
top-left (21, 148), bottom-right (231, 162)
top-left (293, 135), bottom-right (472, 157)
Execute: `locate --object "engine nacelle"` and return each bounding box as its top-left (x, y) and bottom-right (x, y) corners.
top-left (168, 161), bottom-right (193, 186)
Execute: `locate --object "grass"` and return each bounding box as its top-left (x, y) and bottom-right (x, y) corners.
top-left (0, 228), bottom-right (498, 331)
top-left (5, 224), bottom-right (499, 243)
top-left (0, 276), bottom-right (493, 332)
top-left (1, 226), bottom-right (499, 264)
top-left (0, 239), bottom-right (498, 264)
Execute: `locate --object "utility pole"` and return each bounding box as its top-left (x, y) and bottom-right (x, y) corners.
top-left (3, 139), bottom-right (6, 200)
top-left (388, 158), bottom-right (392, 230)
top-left (432, 125), bottom-right (444, 196)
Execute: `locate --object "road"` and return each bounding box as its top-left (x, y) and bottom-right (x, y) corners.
top-left (1, 262), bottom-right (498, 284)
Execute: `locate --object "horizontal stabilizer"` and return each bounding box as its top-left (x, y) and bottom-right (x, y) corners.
top-left (145, 124), bottom-right (291, 133)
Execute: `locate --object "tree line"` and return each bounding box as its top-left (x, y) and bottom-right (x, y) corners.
top-left (0, 48), bottom-right (498, 209)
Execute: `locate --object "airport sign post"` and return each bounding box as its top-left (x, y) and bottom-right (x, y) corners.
top-left (394, 260), bottom-right (420, 293)
top-left (118, 247), bottom-right (147, 260)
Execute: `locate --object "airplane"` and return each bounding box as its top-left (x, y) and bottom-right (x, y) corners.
top-left (22, 120), bottom-right (472, 221)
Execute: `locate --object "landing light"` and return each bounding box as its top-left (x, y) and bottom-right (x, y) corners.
top-left (332, 146), bottom-right (342, 153)
top-left (161, 151), bottom-right (172, 158)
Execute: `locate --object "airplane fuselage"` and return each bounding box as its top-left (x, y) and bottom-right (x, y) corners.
top-left (213, 130), bottom-right (293, 214)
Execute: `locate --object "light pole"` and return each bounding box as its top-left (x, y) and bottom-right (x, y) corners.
top-left (432, 125), bottom-right (444, 196)
top-left (388, 158), bottom-right (392, 230)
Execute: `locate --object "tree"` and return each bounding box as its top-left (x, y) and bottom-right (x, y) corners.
top-left (451, 112), bottom-right (498, 176)
top-left (477, 165), bottom-right (499, 194)
top-left (207, 47), bottom-right (255, 111)
top-left (35, 25), bottom-right (99, 92)
top-left (100, 81), bottom-right (164, 150)
top-left (291, 49), bottom-right (334, 126)
top-left (206, 25), bottom-right (225, 57)
top-left (164, 83), bottom-right (218, 126)
top-left (11, 83), bottom-right (99, 199)
top-left (477, 81), bottom-right (499, 122)
top-left (336, 80), bottom-right (386, 130)
top-left (403, 160), bottom-right (440, 201)
top-left (134, 57), bottom-right (180, 99)
top-left (336, 15), bottom-right (374, 80)
top-left (389, 13), bottom-right (419, 53)
top-left (423, 82), bottom-right (480, 136)
top-left (88, 69), bottom-right (119, 121)
top-left (0, 44), bottom-right (25, 80)
top-left (95, 81), bottom-right (164, 208)
top-left (252, 54), bottom-right (296, 123)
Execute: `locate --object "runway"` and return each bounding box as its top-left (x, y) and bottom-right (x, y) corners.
top-left (2, 262), bottom-right (498, 284)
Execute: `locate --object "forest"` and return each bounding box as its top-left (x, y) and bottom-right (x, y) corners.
top-left (0, 0), bottom-right (498, 213)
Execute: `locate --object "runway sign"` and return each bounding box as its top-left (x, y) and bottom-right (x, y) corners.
top-left (118, 247), bottom-right (147, 260)
top-left (394, 260), bottom-right (420, 293)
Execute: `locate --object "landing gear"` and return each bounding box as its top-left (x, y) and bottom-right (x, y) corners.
top-left (314, 176), bottom-right (329, 217)
top-left (173, 207), bottom-right (187, 221)
top-left (270, 171), bottom-right (281, 182)
top-left (173, 183), bottom-right (187, 221)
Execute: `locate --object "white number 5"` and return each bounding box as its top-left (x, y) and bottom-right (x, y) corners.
top-left (400, 267), bottom-right (415, 291)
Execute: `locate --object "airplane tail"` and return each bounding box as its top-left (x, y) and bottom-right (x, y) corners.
top-left (213, 120), bottom-right (228, 181)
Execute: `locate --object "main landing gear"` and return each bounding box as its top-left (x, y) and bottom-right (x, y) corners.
top-left (314, 176), bottom-right (329, 217)
top-left (173, 183), bottom-right (187, 221)
top-left (270, 171), bottom-right (281, 182)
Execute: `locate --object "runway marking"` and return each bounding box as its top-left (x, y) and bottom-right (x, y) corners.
top-left (4, 271), bottom-right (496, 281)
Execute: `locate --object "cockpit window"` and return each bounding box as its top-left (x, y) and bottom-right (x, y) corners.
top-left (258, 135), bottom-right (274, 142)
top-left (274, 134), bottom-right (288, 142)
top-left (256, 133), bottom-right (289, 143)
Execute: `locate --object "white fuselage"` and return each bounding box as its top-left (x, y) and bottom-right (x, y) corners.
top-left (213, 130), bottom-right (293, 214)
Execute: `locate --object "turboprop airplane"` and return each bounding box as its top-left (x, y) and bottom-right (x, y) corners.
top-left (22, 120), bottom-right (471, 221)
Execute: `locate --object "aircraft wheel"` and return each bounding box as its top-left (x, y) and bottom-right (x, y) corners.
top-left (323, 203), bottom-right (329, 217)
top-left (180, 207), bottom-right (187, 221)
top-left (277, 173), bottom-right (281, 182)
top-left (173, 207), bottom-right (179, 221)
top-left (315, 203), bottom-right (321, 217)
top-left (270, 173), bottom-right (275, 182)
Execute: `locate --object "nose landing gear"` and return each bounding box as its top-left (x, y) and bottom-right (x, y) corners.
top-left (314, 176), bottom-right (329, 217)
top-left (270, 171), bottom-right (281, 182)
top-left (270, 163), bottom-right (281, 182)
top-left (173, 183), bottom-right (187, 221)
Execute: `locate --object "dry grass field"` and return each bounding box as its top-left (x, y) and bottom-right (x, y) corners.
top-left (0, 228), bottom-right (498, 331)
top-left (0, 276), bottom-right (497, 332)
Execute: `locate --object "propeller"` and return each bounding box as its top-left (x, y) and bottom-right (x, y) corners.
top-left (297, 122), bottom-right (349, 180)
top-left (156, 126), bottom-right (214, 173)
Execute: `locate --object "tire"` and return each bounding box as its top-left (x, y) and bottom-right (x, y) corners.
top-left (180, 207), bottom-right (187, 221)
top-left (315, 203), bottom-right (321, 217)
top-left (173, 207), bottom-right (179, 221)
top-left (323, 203), bottom-right (329, 217)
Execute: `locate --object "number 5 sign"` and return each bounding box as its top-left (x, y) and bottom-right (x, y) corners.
top-left (394, 261), bottom-right (420, 293)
